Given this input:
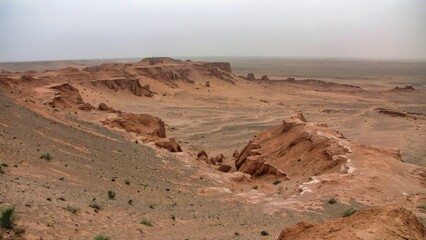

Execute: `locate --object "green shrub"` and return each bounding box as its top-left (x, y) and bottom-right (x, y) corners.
top-left (252, 186), bottom-right (258, 190)
top-left (89, 202), bottom-right (102, 211)
top-left (124, 180), bottom-right (130, 185)
top-left (140, 217), bottom-right (153, 226)
top-left (416, 205), bottom-right (426, 210)
top-left (0, 207), bottom-right (14, 229)
top-left (0, 163), bottom-right (8, 167)
top-left (40, 152), bottom-right (52, 161)
top-left (107, 190), bottom-right (116, 200)
top-left (328, 198), bottom-right (337, 204)
top-left (272, 180), bottom-right (281, 185)
top-left (93, 234), bottom-right (111, 240)
top-left (64, 205), bottom-right (79, 214)
top-left (343, 207), bottom-right (358, 217)
top-left (260, 230), bottom-right (269, 236)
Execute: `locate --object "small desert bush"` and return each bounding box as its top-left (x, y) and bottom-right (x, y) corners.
top-left (64, 205), bottom-right (79, 214)
top-left (40, 152), bottom-right (52, 161)
top-left (93, 234), bottom-right (111, 240)
top-left (272, 180), bottom-right (281, 185)
top-left (89, 202), bottom-right (102, 211)
top-left (124, 180), bottom-right (130, 185)
top-left (328, 198), bottom-right (337, 204)
top-left (0, 207), bottom-right (14, 229)
top-left (252, 185), bottom-right (258, 190)
top-left (416, 205), bottom-right (426, 210)
top-left (140, 217), bottom-right (153, 226)
top-left (107, 190), bottom-right (116, 200)
top-left (0, 163), bottom-right (8, 167)
top-left (343, 207), bottom-right (358, 217)
top-left (260, 230), bottom-right (269, 236)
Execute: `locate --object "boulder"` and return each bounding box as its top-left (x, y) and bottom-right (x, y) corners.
top-left (217, 164), bottom-right (232, 172)
top-left (214, 154), bottom-right (224, 163)
top-left (197, 151), bottom-right (208, 161)
top-left (155, 138), bottom-right (182, 152)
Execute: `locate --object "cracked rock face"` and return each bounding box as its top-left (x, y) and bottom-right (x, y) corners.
top-left (235, 112), bottom-right (348, 181)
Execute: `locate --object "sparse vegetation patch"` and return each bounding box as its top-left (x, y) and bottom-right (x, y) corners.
top-left (107, 190), bottom-right (116, 200)
top-left (64, 205), bottom-right (79, 214)
top-left (0, 207), bottom-right (14, 229)
top-left (272, 180), bottom-right (281, 185)
top-left (40, 152), bottom-right (52, 161)
top-left (140, 217), bottom-right (153, 226)
top-left (343, 207), bottom-right (358, 217)
top-left (93, 234), bottom-right (111, 240)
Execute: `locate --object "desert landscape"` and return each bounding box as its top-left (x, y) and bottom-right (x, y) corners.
top-left (0, 57), bottom-right (425, 239)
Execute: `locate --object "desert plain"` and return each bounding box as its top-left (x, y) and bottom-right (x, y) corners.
top-left (0, 57), bottom-right (425, 239)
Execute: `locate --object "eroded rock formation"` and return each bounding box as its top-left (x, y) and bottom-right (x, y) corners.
top-left (278, 205), bottom-right (425, 240)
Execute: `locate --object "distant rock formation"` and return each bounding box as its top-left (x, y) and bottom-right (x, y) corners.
top-left (204, 62), bottom-right (232, 73)
top-left (390, 86), bottom-right (415, 92)
top-left (89, 79), bottom-right (154, 97)
top-left (278, 205), bottom-right (426, 240)
top-left (246, 73), bottom-right (255, 80)
top-left (261, 75), bottom-right (269, 80)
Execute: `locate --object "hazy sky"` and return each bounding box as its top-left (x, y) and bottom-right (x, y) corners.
top-left (1, 0), bottom-right (425, 62)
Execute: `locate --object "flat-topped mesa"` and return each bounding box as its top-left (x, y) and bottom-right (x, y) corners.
top-left (139, 57), bottom-right (184, 65)
top-left (284, 78), bottom-right (362, 90)
top-left (235, 112), bottom-right (348, 180)
top-left (203, 62), bottom-right (232, 73)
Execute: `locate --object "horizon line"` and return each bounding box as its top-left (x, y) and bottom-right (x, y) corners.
top-left (1, 55), bottom-right (426, 64)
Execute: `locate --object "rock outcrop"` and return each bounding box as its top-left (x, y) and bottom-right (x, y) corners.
top-left (234, 111), bottom-right (426, 208)
top-left (90, 79), bottom-right (154, 97)
top-left (277, 205), bottom-right (425, 240)
top-left (102, 112), bottom-right (183, 152)
top-left (102, 113), bottom-right (166, 139)
top-left (235, 112), bottom-right (347, 179)
top-left (98, 103), bottom-right (120, 113)
top-left (391, 86), bottom-right (415, 92)
top-left (246, 73), bottom-right (256, 80)
top-left (204, 62), bottom-right (232, 73)
top-left (261, 75), bottom-right (269, 80)
top-left (50, 83), bottom-right (94, 111)
top-left (155, 138), bottom-right (182, 152)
